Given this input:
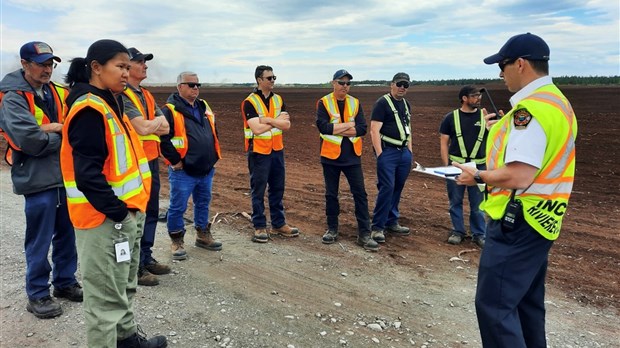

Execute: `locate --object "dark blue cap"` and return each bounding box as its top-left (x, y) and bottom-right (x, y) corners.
top-left (333, 69), bottom-right (353, 80)
top-left (128, 47), bottom-right (153, 62)
top-left (484, 33), bottom-right (550, 64)
top-left (20, 41), bottom-right (61, 63)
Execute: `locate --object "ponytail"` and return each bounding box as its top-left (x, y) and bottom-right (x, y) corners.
top-left (65, 57), bottom-right (90, 87)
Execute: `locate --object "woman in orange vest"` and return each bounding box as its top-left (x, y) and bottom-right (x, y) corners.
top-left (60, 39), bottom-right (166, 348)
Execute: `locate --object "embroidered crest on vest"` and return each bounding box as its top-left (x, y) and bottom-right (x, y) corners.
top-left (514, 109), bottom-right (532, 129)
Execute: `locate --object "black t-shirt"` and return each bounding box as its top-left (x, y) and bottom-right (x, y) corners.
top-left (315, 99), bottom-right (366, 166)
top-left (370, 94), bottom-right (411, 145)
top-left (243, 88), bottom-right (287, 120)
top-left (439, 109), bottom-right (487, 160)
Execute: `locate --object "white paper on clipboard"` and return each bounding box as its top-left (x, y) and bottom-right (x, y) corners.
top-left (412, 162), bottom-right (484, 190)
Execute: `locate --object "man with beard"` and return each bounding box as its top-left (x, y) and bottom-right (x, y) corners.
top-left (439, 85), bottom-right (488, 248)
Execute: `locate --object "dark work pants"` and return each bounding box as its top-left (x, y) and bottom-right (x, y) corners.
top-left (140, 159), bottom-right (160, 267)
top-left (248, 150), bottom-right (286, 229)
top-left (475, 218), bottom-right (553, 348)
top-left (24, 187), bottom-right (78, 300)
top-left (372, 146), bottom-right (412, 230)
top-left (322, 163), bottom-right (371, 236)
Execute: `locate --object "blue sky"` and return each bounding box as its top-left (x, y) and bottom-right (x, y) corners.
top-left (1, 0), bottom-right (618, 84)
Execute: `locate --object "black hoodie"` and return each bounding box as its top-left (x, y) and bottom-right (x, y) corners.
top-left (65, 83), bottom-right (132, 222)
top-left (160, 93), bottom-right (219, 177)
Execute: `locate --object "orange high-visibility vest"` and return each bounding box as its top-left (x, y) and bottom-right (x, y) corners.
top-left (164, 100), bottom-right (221, 165)
top-left (318, 93), bottom-right (362, 159)
top-left (60, 93), bottom-right (151, 229)
top-left (122, 86), bottom-right (161, 161)
top-left (241, 93), bottom-right (283, 154)
top-left (0, 82), bottom-right (67, 165)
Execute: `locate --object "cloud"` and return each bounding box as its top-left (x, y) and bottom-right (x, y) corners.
top-left (1, 0), bottom-right (618, 83)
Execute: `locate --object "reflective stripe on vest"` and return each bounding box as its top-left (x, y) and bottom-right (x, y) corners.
top-left (449, 109), bottom-right (486, 164)
top-left (319, 93), bottom-right (362, 159)
top-left (60, 93), bottom-right (150, 229)
top-left (0, 82), bottom-right (67, 165)
top-left (123, 87), bottom-right (160, 160)
top-left (380, 94), bottom-right (411, 146)
top-left (481, 85), bottom-right (577, 240)
top-left (242, 93), bottom-right (283, 154)
top-left (165, 100), bottom-right (221, 165)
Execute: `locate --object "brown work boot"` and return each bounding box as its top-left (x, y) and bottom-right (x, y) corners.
top-left (170, 231), bottom-right (187, 261)
top-left (252, 228), bottom-right (269, 243)
top-left (272, 224), bottom-right (299, 238)
top-left (144, 258), bottom-right (171, 275)
top-left (137, 267), bottom-right (159, 286)
top-left (195, 223), bottom-right (223, 251)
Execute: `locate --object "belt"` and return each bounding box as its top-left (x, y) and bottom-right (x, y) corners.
top-left (382, 140), bottom-right (408, 150)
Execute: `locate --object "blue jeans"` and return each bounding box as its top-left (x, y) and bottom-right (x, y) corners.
top-left (322, 163), bottom-right (370, 236)
top-left (167, 167), bottom-right (215, 233)
top-left (476, 219), bottom-right (553, 348)
top-left (247, 150), bottom-right (286, 229)
top-left (372, 146), bottom-right (412, 230)
top-left (446, 177), bottom-right (486, 237)
top-left (24, 187), bottom-right (78, 300)
top-left (140, 159), bottom-right (160, 266)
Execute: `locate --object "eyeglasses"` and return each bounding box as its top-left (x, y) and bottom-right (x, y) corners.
top-left (30, 61), bottom-right (57, 69)
top-left (468, 93), bottom-right (482, 98)
top-left (395, 81), bottom-right (410, 88)
top-left (180, 82), bottom-right (201, 88)
top-left (499, 58), bottom-right (518, 72)
top-left (263, 75), bottom-right (277, 81)
top-left (336, 80), bottom-right (352, 86)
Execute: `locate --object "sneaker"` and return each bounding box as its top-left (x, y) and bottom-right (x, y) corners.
top-left (473, 236), bottom-right (485, 248)
top-left (170, 232), bottom-right (187, 261)
top-left (138, 267), bottom-right (159, 286)
top-left (357, 235), bottom-right (379, 252)
top-left (53, 283), bottom-right (83, 302)
top-left (447, 233), bottom-right (464, 245)
top-left (26, 296), bottom-right (63, 319)
top-left (272, 224), bottom-right (300, 238)
top-left (144, 258), bottom-right (171, 275)
top-left (117, 329), bottom-right (168, 348)
top-left (322, 229), bottom-right (338, 244)
top-left (252, 228), bottom-right (269, 243)
top-left (386, 223), bottom-right (410, 236)
top-left (195, 224), bottom-right (223, 251)
top-left (371, 230), bottom-right (386, 243)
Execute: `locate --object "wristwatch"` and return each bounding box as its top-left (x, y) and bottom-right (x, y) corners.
top-left (474, 170), bottom-right (485, 184)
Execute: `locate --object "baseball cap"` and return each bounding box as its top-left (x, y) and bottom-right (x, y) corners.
top-left (458, 85), bottom-right (480, 100)
top-left (333, 69), bottom-right (353, 80)
top-left (20, 41), bottom-right (61, 64)
top-left (127, 47), bottom-right (154, 62)
top-left (483, 32), bottom-right (550, 64)
top-left (392, 72), bottom-right (410, 83)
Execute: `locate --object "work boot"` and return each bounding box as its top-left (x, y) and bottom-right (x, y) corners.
top-left (371, 230), bottom-right (386, 243)
top-left (53, 283), bottom-right (83, 302)
top-left (144, 258), bottom-right (171, 275)
top-left (170, 231), bottom-right (187, 260)
top-left (357, 234), bottom-right (379, 252)
top-left (272, 224), bottom-right (299, 238)
top-left (447, 233), bottom-right (464, 245)
top-left (26, 296), bottom-right (63, 319)
top-left (117, 330), bottom-right (168, 348)
top-left (252, 228), bottom-right (269, 243)
top-left (386, 223), bottom-right (411, 236)
top-left (322, 229), bottom-right (339, 244)
top-left (195, 223), bottom-right (223, 251)
top-left (137, 267), bottom-right (159, 286)
top-left (472, 235), bottom-right (485, 248)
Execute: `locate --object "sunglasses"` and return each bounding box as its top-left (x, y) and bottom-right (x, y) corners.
top-left (395, 81), bottom-right (410, 88)
top-left (468, 93), bottom-right (482, 98)
top-left (30, 61), bottom-right (57, 69)
top-left (263, 75), bottom-right (277, 81)
top-left (499, 58), bottom-right (518, 72)
top-left (336, 80), bottom-right (352, 86)
top-left (180, 82), bottom-right (201, 88)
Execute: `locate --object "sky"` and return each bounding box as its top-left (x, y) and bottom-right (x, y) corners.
top-left (1, 0), bottom-right (618, 85)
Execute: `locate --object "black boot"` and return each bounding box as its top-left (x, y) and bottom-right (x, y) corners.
top-left (117, 331), bottom-right (167, 348)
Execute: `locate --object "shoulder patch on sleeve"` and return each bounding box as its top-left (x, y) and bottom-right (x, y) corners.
top-left (513, 108), bottom-right (532, 129)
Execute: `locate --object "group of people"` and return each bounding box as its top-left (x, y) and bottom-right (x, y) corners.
top-left (0, 32), bottom-right (577, 348)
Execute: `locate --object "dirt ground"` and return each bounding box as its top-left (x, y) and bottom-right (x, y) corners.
top-left (1, 84), bottom-right (619, 347)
